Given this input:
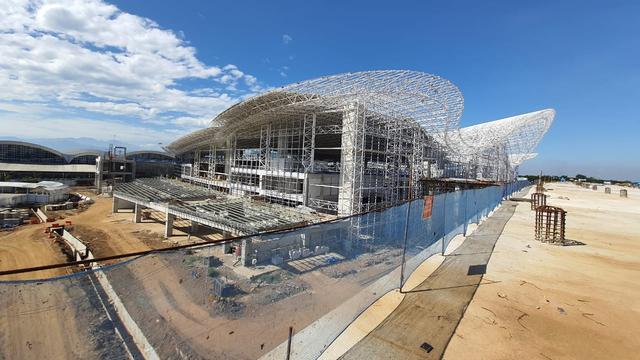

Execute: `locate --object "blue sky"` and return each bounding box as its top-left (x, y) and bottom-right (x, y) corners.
top-left (1, 1), bottom-right (638, 179)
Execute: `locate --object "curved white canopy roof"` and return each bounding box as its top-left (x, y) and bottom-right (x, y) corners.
top-left (167, 127), bottom-right (220, 155)
top-left (447, 109), bottom-right (555, 166)
top-left (211, 70), bottom-right (464, 139)
top-left (169, 70), bottom-right (464, 154)
top-left (168, 70), bottom-right (555, 168)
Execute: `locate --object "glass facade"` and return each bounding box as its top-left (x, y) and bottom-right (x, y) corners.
top-left (0, 143), bottom-right (66, 164)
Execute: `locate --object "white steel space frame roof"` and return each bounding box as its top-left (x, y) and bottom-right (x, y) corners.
top-left (168, 70), bottom-right (555, 167)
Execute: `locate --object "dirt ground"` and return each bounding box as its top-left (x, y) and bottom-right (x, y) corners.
top-left (103, 243), bottom-right (404, 360)
top-left (0, 277), bottom-right (128, 360)
top-left (0, 224), bottom-right (70, 281)
top-left (0, 188), bottom-right (217, 359)
top-left (444, 183), bottom-right (640, 359)
top-left (0, 188), bottom-right (218, 280)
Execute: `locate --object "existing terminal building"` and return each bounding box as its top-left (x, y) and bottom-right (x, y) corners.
top-left (0, 141), bottom-right (176, 192)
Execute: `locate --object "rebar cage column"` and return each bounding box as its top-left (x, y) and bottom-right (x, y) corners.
top-left (534, 205), bottom-right (566, 243)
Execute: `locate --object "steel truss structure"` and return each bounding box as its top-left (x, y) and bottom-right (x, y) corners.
top-left (114, 178), bottom-right (319, 235)
top-left (445, 109), bottom-right (555, 181)
top-left (168, 70), bottom-right (554, 216)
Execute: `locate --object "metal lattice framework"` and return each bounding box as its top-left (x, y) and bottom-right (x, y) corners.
top-left (447, 109), bottom-right (555, 166)
top-left (208, 70), bottom-right (464, 142)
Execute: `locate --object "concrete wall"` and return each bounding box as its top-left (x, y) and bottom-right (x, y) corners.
top-left (60, 229), bottom-right (88, 261)
top-left (243, 224), bottom-right (344, 266)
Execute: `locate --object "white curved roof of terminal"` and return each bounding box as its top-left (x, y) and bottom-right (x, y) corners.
top-left (447, 109), bottom-right (555, 166)
top-left (167, 70), bottom-right (555, 164)
top-left (212, 70), bottom-right (464, 138)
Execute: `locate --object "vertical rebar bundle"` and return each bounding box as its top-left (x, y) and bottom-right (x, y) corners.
top-left (531, 192), bottom-right (547, 210)
top-left (535, 205), bottom-right (566, 243)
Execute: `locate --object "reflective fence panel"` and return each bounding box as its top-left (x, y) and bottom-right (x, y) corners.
top-left (0, 181), bottom-right (530, 360)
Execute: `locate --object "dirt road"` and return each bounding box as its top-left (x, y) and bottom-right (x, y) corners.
top-left (0, 224), bottom-right (70, 281)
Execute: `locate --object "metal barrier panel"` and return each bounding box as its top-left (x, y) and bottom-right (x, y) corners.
top-left (0, 181), bottom-right (531, 360)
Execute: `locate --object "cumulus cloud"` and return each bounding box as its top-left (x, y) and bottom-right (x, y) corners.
top-left (0, 0), bottom-right (265, 148)
top-left (282, 34), bottom-right (293, 45)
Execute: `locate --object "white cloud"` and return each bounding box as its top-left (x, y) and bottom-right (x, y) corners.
top-left (0, 0), bottom-right (266, 148)
top-left (282, 34), bottom-right (293, 45)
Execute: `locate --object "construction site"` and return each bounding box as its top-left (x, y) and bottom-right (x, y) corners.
top-left (2, 70), bottom-right (637, 360)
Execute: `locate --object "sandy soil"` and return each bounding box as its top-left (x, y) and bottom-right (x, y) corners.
top-left (0, 189), bottom-right (202, 359)
top-left (0, 274), bottom-right (128, 360)
top-left (0, 189), bottom-right (216, 281)
top-left (444, 183), bottom-right (640, 359)
top-left (0, 224), bottom-right (70, 281)
top-left (101, 244), bottom-right (405, 360)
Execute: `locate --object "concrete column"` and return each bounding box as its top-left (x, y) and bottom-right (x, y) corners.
top-left (165, 211), bottom-right (175, 238)
top-left (241, 237), bottom-right (253, 266)
top-left (258, 175), bottom-right (264, 194)
top-left (190, 221), bottom-right (199, 234)
top-left (112, 197), bottom-right (119, 213)
top-left (133, 203), bottom-right (142, 223)
top-left (338, 102), bottom-right (362, 216)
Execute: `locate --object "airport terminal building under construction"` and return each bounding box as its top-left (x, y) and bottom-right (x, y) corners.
top-left (165, 70), bottom-right (554, 218)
